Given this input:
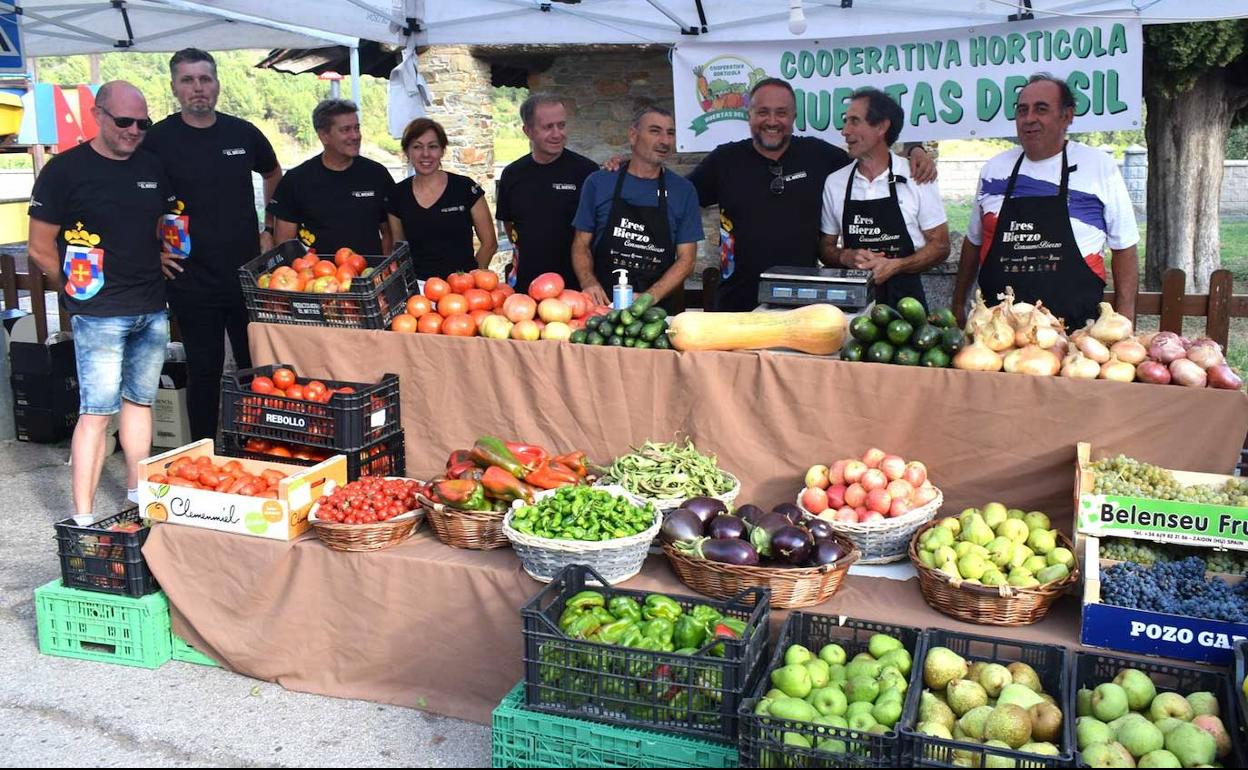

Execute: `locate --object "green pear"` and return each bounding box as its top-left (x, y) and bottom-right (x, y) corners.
top-left (1026, 528), bottom-right (1057, 556)
top-left (782, 731), bottom-right (812, 748)
top-left (768, 695), bottom-right (818, 723)
top-left (1035, 563), bottom-right (1071, 585)
top-left (1092, 683), bottom-right (1130, 722)
top-left (754, 697), bottom-right (773, 716)
top-left (958, 705), bottom-right (995, 741)
top-left (827, 663), bottom-right (847, 685)
top-left (984, 740), bottom-right (1018, 768)
top-left (987, 538), bottom-right (1017, 569)
top-left (960, 509), bottom-right (985, 530)
top-left (1076, 687), bottom-right (1094, 717)
top-left (982, 502), bottom-right (1009, 529)
top-left (846, 675), bottom-right (879, 704)
top-left (1020, 742), bottom-right (1060, 756)
top-left (771, 663), bottom-right (813, 699)
top-left (958, 552), bottom-right (991, 581)
top-left (1007, 662), bottom-right (1043, 692)
top-left (868, 633), bottom-right (902, 659)
top-left (1082, 741), bottom-right (1136, 767)
top-left (1078, 716), bottom-right (1115, 749)
top-left (1023, 555), bottom-right (1049, 573)
top-left (934, 545), bottom-right (957, 565)
top-left (985, 704), bottom-right (1033, 748)
top-left (1117, 718), bottom-right (1164, 759)
top-left (1007, 508), bottom-right (1026, 520)
top-left (998, 683), bottom-right (1045, 710)
top-left (818, 642), bottom-right (847, 667)
top-left (939, 560), bottom-right (962, 580)
top-left (845, 659), bottom-right (881, 681)
top-left (1112, 669), bottom-right (1157, 712)
top-left (1154, 718), bottom-right (1184, 736)
top-left (847, 712), bottom-right (877, 732)
top-left (997, 518), bottom-right (1031, 544)
top-left (967, 519), bottom-right (996, 547)
top-left (923, 646), bottom-right (968, 690)
top-left (878, 647), bottom-right (911, 676)
top-left (1023, 511), bottom-right (1051, 531)
top-left (982, 569), bottom-right (1008, 587)
top-left (1137, 750), bottom-right (1182, 768)
top-left (804, 658), bottom-right (831, 689)
top-left (1164, 722), bottom-right (1216, 767)
top-left (1007, 572), bottom-right (1040, 588)
top-left (1047, 547), bottom-right (1075, 568)
top-left (1149, 692), bottom-right (1194, 722)
top-left (932, 524), bottom-right (957, 546)
top-left (872, 697), bottom-right (903, 728)
top-left (1008, 543), bottom-right (1035, 569)
top-left (919, 690), bottom-right (957, 731)
top-left (979, 663), bottom-right (1013, 698)
top-left (947, 679), bottom-right (989, 716)
top-left (1186, 692), bottom-right (1219, 718)
top-left (808, 686), bottom-right (848, 717)
top-left (765, 688), bottom-right (787, 701)
top-left (785, 644), bottom-right (814, 666)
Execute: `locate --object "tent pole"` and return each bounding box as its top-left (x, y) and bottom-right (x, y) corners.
top-left (350, 45), bottom-right (361, 107)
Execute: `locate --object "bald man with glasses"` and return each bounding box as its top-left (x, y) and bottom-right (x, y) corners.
top-left (27, 80), bottom-right (178, 521)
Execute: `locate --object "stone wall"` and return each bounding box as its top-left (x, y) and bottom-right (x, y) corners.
top-left (416, 45), bottom-right (496, 208)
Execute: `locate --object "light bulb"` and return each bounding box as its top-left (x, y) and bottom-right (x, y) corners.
top-left (788, 0), bottom-right (807, 35)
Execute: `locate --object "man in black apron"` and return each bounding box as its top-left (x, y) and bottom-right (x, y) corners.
top-left (571, 107), bottom-right (702, 310)
top-left (953, 75), bottom-right (1138, 331)
top-left (820, 89), bottom-right (950, 308)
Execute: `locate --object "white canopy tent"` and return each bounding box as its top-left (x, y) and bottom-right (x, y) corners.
top-left (201, 0), bottom-right (1248, 45)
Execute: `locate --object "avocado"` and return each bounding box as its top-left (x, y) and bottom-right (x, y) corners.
top-left (869, 303), bottom-right (899, 327)
top-left (866, 341), bottom-right (896, 363)
top-left (897, 296), bottom-right (927, 327)
top-left (921, 348), bottom-right (952, 368)
top-left (842, 340), bottom-right (866, 362)
top-left (849, 316), bottom-right (881, 343)
top-left (894, 346), bottom-right (921, 366)
top-left (886, 319), bottom-right (914, 346)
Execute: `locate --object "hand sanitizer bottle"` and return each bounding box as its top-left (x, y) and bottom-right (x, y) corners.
top-left (612, 268), bottom-right (633, 311)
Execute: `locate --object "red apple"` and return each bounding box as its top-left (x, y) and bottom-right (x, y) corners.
top-left (805, 464), bottom-right (830, 490)
top-left (880, 454), bottom-right (906, 481)
top-left (827, 459), bottom-right (848, 486)
top-left (843, 460), bottom-right (868, 484)
top-left (801, 486), bottom-right (829, 514)
top-left (860, 468), bottom-right (888, 492)
top-left (889, 498), bottom-right (913, 518)
top-left (844, 482), bottom-right (867, 508)
top-left (862, 447), bottom-right (886, 468)
top-left (866, 488), bottom-right (892, 515)
top-left (826, 484), bottom-right (847, 509)
top-left (886, 479), bottom-right (914, 502)
top-left (913, 485), bottom-right (939, 507)
top-left (834, 506), bottom-right (858, 523)
top-left (858, 510), bottom-right (885, 523)
top-left (903, 461), bottom-right (928, 488)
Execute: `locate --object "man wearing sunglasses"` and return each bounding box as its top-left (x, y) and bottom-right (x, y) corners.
top-left (27, 81), bottom-right (177, 520)
top-left (142, 48), bottom-right (282, 442)
top-left (688, 78), bottom-right (937, 311)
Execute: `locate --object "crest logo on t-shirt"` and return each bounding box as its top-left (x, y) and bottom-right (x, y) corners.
top-left (62, 222), bottom-right (104, 301)
top-left (299, 226), bottom-right (316, 247)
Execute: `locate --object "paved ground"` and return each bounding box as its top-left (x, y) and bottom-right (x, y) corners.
top-left (0, 439), bottom-right (492, 768)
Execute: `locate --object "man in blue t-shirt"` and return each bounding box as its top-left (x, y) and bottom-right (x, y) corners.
top-left (572, 106), bottom-right (703, 308)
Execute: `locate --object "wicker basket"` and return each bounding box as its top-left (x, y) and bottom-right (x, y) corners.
top-left (597, 470), bottom-right (741, 513)
top-left (309, 479), bottom-right (424, 552)
top-left (417, 493), bottom-right (509, 550)
top-left (908, 518), bottom-right (1081, 626)
top-left (662, 533), bottom-right (860, 609)
top-left (503, 486), bottom-right (661, 584)
top-left (797, 487), bottom-right (943, 564)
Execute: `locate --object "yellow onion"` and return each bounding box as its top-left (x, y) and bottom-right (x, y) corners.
top-left (1061, 351), bottom-right (1101, 379)
top-left (1089, 302), bottom-right (1133, 345)
top-left (1006, 345), bottom-right (1062, 376)
top-left (953, 334), bottom-right (1004, 372)
top-left (981, 311), bottom-right (1016, 352)
top-left (1109, 337), bottom-right (1148, 366)
top-left (1075, 334), bottom-right (1111, 364)
top-left (965, 290), bottom-right (993, 334)
top-left (1099, 354), bottom-right (1137, 382)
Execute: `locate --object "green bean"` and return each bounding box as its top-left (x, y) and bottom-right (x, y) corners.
top-left (602, 439), bottom-right (735, 501)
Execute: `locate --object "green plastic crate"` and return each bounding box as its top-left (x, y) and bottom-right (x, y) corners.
top-left (492, 683), bottom-right (737, 769)
top-left (171, 633), bottom-right (219, 667)
top-left (34, 579), bottom-right (171, 669)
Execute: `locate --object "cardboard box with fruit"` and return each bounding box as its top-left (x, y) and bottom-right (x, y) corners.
top-left (138, 439), bottom-right (346, 541)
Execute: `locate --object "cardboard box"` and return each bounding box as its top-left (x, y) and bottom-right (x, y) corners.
top-left (151, 387), bottom-right (191, 449)
top-left (9, 338), bottom-right (75, 375)
top-left (1079, 534), bottom-right (1248, 665)
top-left (10, 371), bottom-right (78, 413)
top-left (1074, 442), bottom-right (1248, 554)
top-left (14, 404), bottom-right (76, 443)
top-left (137, 439), bottom-right (345, 541)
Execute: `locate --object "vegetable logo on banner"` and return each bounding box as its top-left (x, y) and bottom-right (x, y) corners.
top-left (673, 17), bottom-right (1142, 151)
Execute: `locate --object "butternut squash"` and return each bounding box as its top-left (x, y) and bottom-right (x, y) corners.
top-left (667, 304), bottom-right (847, 355)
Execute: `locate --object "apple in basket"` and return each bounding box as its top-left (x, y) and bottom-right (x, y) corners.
top-left (804, 450), bottom-right (936, 523)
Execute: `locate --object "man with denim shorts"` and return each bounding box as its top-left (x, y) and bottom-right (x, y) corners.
top-left (27, 81), bottom-right (176, 519)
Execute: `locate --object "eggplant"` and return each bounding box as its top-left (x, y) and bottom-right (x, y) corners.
top-left (749, 512), bottom-right (792, 558)
top-left (675, 536), bottom-right (759, 566)
top-left (736, 504), bottom-right (767, 529)
top-left (810, 539), bottom-right (848, 567)
top-left (805, 517), bottom-right (836, 544)
top-left (707, 514), bottom-right (747, 541)
top-left (682, 496), bottom-right (728, 525)
top-left (661, 508), bottom-right (705, 544)
top-left (771, 525), bottom-right (813, 565)
top-left (772, 503), bottom-right (805, 526)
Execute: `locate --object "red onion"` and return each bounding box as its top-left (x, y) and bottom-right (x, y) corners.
top-left (1136, 360), bottom-right (1172, 385)
top-left (1185, 338), bottom-right (1226, 370)
top-left (1148, 332), bottom-right (1188, 364)
top-left (1169, 358), bottom-right (1208, 388)
top-left (1207, 364), bottom-right (1244, 390)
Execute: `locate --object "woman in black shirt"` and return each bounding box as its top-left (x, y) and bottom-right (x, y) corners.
top-left (387, 118), bottom-right (497, 279)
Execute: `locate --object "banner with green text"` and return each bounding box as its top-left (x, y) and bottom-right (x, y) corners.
top-left (672, 17), bottom-right (1142, 152)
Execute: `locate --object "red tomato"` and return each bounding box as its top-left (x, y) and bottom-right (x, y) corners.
top-left (417, 313), bottom-right (444, 334)
top-left (391, 313), bottom-right (418, 333)
top-left (471, 269), bottom-right (499, 291)
top-left (528, 272), bottom-right (565, 301)
top-left (305, 381), bottom-right (328, 400)
top-left (313, 260), bottom-right (337, 278)
top-left (272, 368), bottom-right (297, 390)
top-left (406, 295), bottom-right (433, 318)
top-left (424, 277), bottom-right (450, 301)
top-left (251, 376), bottom-right (275, 395)
top-left (489, 288), bottom-right (509, 309)
top-left (447, 272), bottom-right (475, 295)
top-left (348, 254), bottom-right (367, 274)
top-left (268, 446), bottom-right (293, 458)
top-left (285, 384), bottom-right (306, 401)
top-left (442, 313), bottom-right (477, 336)
top-left (291, 255), bottom-right (315, 272)
top-left (333, 247), bottom-right (356, 267)
top-left (335, 266), bottom-right (356, 286)
top-left (469, 309), bottom-right (492, 330)
top-left (336, 386), bottom-right (355, 395)
top-left (438, 293), bottom-right (468, 316)
top-left (463, 288), bottom-right (493, 312)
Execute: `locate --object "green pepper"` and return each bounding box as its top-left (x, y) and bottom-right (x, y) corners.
top-left (566, 612), bottom-right (603, 640)
top-left (590, 606), bottom-right (616, 626)
top-left (566, 590), bottom-right (605, 610)
top-left (559, 606), bottom-right (584, 632)
top-left (643, 617), bottom-right (675, 644)
top-left (597, 618), bottom-right (636, 645)
top-left (690, 604), bottom-right (722, 629)
top-left (608, 596), bottom-right (642, 623)
top-left (634, 636), bottom-right (663, 652)
top-left (673, 615), bottom-right (707, 650)
top-left (619, 627), bottom-right (646, 649)
top-left (642, 594), bottom-right (683, 622)
top-left (672, 647), bottom-right (698, 656)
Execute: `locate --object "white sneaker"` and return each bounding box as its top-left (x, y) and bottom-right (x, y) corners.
top-left (127, 488), bottom-right (139, 504)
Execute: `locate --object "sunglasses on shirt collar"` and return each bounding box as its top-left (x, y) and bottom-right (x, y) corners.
top-left (769, 165), bottom-right (785, 195)
top-left (98, 106), bottom-right (152, 131)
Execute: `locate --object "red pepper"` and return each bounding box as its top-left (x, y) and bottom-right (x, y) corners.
top-left (552, 451), bottom-right (589, 478)
top-left (525, 460), bottom-right (583, 490)
top-left (446, 459), bottom-right (480, 480)
top-left (446, 449), bottom-right (476, 473)
top-left (481, 465), bottom-right (537, 503)
top-left (505, 441), bottom-right (550, 472)
top-left (431, 479), bottom-right (486, 509)
top-left (471, 436), bottom-right (528, 478)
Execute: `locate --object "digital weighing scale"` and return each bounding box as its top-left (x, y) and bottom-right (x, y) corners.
top-left (757, 266), bottom-right (873, 312)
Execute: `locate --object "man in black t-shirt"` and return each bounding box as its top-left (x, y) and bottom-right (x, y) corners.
top-left (496, 93), bottom-right (598, 291)
top-left (143, 48), bottom-right (283, 441)
top-left (689, 79), bottom-right (936, 312)
top-left (28, 81), bottom-right (176, 520)
top-left (270, 99), bottom-right (393, 256)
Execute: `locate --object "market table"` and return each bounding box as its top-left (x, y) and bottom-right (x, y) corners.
top-left (249, 322), bottom-right (1248, 530)
top-left (143, 524), bottom-right (1086, 727)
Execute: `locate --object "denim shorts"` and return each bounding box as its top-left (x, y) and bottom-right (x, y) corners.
top-left (70, 311), bottom-right (170, 415)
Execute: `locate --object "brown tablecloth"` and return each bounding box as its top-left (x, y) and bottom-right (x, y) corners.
top-left (143, 524), bottom-right (1084, 726)
top-left (250, 322), bottom-right (1248, 531)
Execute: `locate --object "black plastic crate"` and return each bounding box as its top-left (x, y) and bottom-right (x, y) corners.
top-left (238, 239), bottom-right (415, 328)
top-left (521, 563), bottom-right (770, 743)
top-left (9, 338), bottom-right (75, 375)
top-left (221, 364), bottom-right (400, 451)
top-left (15, 404), bottom-right (77, 443)
top-left (900, 629), bottom-right (1075, 768)
top-left (54, 509), bottom-right (158, 597)
top-left (11, 371), bottom-right (79, 412)
top-left (1237, 639), bottom-right (1248, 753)
top-left (738, 613), bottom-right (923, 768)
top-left (1073, 650), bottom-right (1243, 767)
top-left (218, 429), bottom-right (405, 481)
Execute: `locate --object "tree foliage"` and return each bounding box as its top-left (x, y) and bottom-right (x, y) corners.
top-left (1144, 20), bottom-right (1248, 100)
